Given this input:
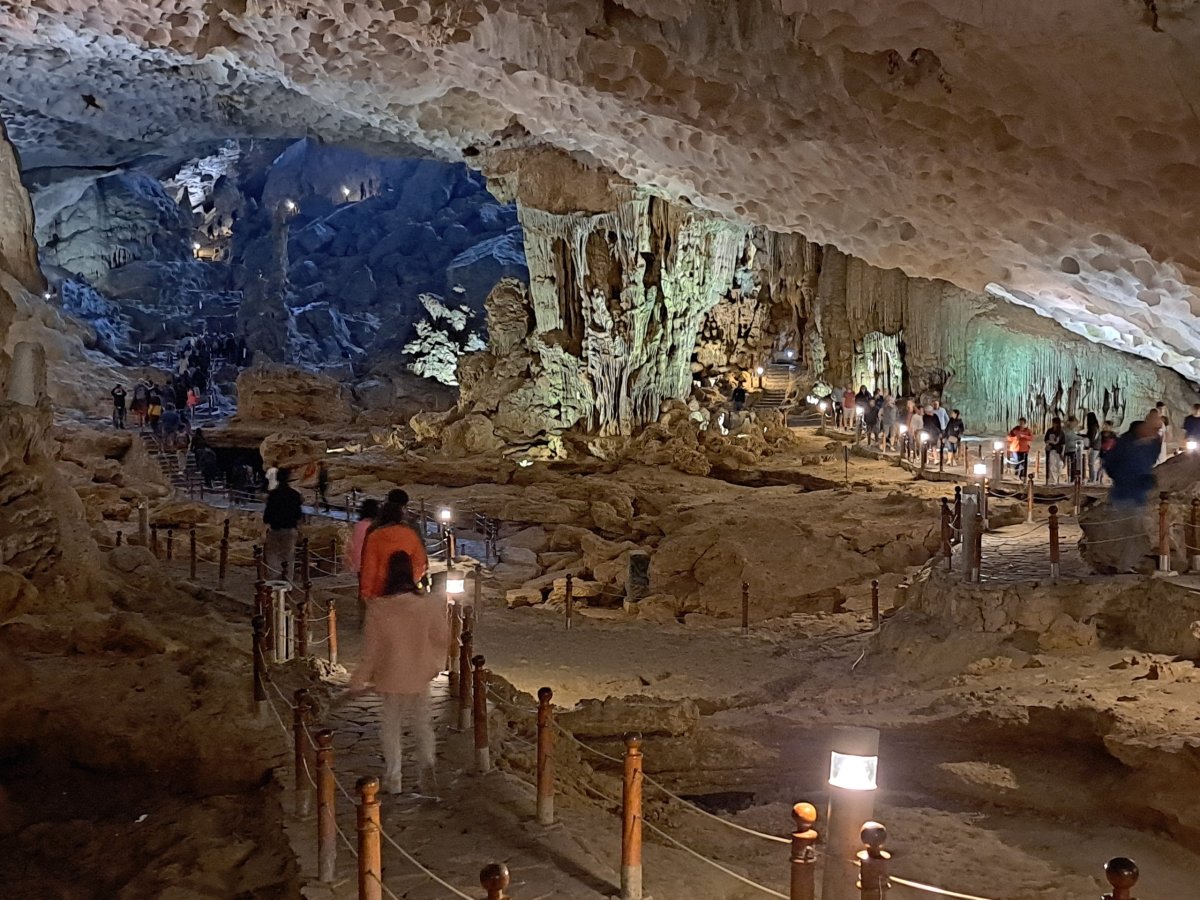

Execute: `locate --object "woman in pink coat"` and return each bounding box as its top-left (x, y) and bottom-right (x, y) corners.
top-left (350, 551), bottom-right (449, 795)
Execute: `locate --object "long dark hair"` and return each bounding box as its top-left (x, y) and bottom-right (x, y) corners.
top-left (382, 551), bottom-right (417, 595)
top-left (369, 499), bottom-right (407, 533)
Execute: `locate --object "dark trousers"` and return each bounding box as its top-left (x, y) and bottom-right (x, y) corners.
top-left (1015, 451), bottom-right (1029, 480)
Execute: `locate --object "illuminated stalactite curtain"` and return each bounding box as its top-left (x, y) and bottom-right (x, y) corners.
top-left (852, 331), bottom-right (904, 396)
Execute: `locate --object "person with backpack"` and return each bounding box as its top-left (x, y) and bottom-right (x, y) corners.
top-left (349, 549), bottom-right (449, 796)
top-left (944, 409), bottom-right (965, 465)
top-left (360, 490), bottom-right (428, 597)
top-left (146, 387), bottom-right (163, 436)
top-left (131, 381), bottom-right (149, 429)
top-left (1097, 420), bottom-right (1119, 484)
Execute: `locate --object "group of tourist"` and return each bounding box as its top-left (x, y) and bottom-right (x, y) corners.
top-left (835, 386), bottom-right (968, 463)
top-left (262, 478), bottom-right (444, 797)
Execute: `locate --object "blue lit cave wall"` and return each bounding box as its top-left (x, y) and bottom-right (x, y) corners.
top-left (25, 138), bottom-right (528, 383)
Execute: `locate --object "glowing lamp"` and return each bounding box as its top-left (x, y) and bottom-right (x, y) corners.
top-left (439, 508), bottom-right (452, 523)
top-left (518, 458), bottom-right (533, 467)
top-left (192, 242), bottom-right (201, 251)
top-left (786, 349), bottom-right (795, 359)
top-left (755, 366), bottom-right (764, 376)
top-left (993, 440), bottom-right (1004, 451)
top-left (856, 406), bottom-right (864, 416)
top-left (919, 431), bottom-right (929, 444)
top-left (829, 751), bottom-right (878, 791)
top-left (341, 185), bottom-right (351, 197)
top-left (899, 424), bottom-right (908, 434)
top-left (1189, 440), bottom-right (1198, 452)
top-left (446, 569), bottom-right (465, 595)
top-left (973, 462), bottom-right (988, 477)
top-left (818, 400), bottom-right (828, 412)
top-left (42, 290), bottom-right (52, 300)
top-left (284, 199), bottom-right (297, 211)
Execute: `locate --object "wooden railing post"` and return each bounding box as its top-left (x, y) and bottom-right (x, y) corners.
top-left (870, 580), bottom-right (880, 628)
top-left (297, 590), bottom-right (310, 658)
top-left (741, 581), bottom-right (749, 636)
top-left (952, 486), bottom-right (962, 543)
top-left (536, 687), bottom-right (555, 826)
top-left (251, 614), bottom-right (267, 719)
top-left (116, 530), bottom-right (123, 547)
top-left (620, 733), bottom-right (644, 900)
top-left (790, 802), bottom-right (818, 900)
top-left (564, 573), bottom-right (574, 631)
top-left (472, 654), bottom-right (490, 773)
top-left (1048, 504), bottom-right (1061, 581)
top-left (940, 498), bottom-right (952, 568)
top-left (293, 688), bottom-right (313, 816)
top-left (254, 544), bottom-right (266, 582)
top-left (189, 526), bottom-right (197, 580)
top-left (447, 602), bottom-right (462, 691)
top-left (480, 863), bottom-right (512, 900)
top-left (327, 598), bottom-right (339, 666)
top-left (1190, 499), bottom-right (1200, 572)
top-left (1159, 492), bottom-right (1172, 573)
top-left (316, 730), bottom-right (336, 883)
top-left (1102, 857), bottom-right (1139, 900)
top-left (458, 629), bottom-right (474, 732)
top-left (301, 537), bottom-right (311, 584)
top-left (166, 528), bottom-right (174, 561)
top-left (856, 822), bottom-right (891, 900)
top-left (151, 524), bottom-right (160, 558)
top-left (1026, 475), bottom-right (1035, 524)
top-left (356, 776), bottom-right (382, 900)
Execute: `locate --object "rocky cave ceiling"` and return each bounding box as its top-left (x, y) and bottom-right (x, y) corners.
top-left (2, 1), bottom-right (1200, 382)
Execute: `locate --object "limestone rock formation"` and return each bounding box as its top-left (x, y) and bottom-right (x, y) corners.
top-left (234, 363), bottom-right (353, 426)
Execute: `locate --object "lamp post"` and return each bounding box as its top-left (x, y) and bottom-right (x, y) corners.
top-left (822, 726), bottom-right (880, 900)
top-left (918, 430), bottom-right (929, 471)
top-left (818, 400), bottom-right (828, 430)
top-left (898, 424), bottom-right (908, 459)
top-left (756, 365), bottom-right (765, 390)
top-left (992, 439), bottom-right (1005, 483)
top-left (440, 508), bottom-right (455, 562)
top-left (973, 461), bottom-right (989, 531)
top-left (1188, 440), bottom-right (1198, 453)
top-left (855, 406), bottom-right (865, 443)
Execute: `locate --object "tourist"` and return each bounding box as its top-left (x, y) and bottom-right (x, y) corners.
top-left (197, 445), bottom-right (220, 489)
top-left (880, 395), bottom-right (898, 450)
top-left (344, 498), bottom-right (381, 574)
top-left (263, 467), bottom-right (304, 582)
top-left (1063, 416), bottom-right (1082, 483)
top-left (1102, 410), bottom-right (1164, 572)
top-left (110, 383), bottom-right (127, 429)
top-left (842, 385), bottom-right (856, 429)
top-left (854, 385), bottom-right (871, 419)
top-left (349, 549), bottom-right (448, 796)
top-left (863, 395), bottom-right (882, 445)
top-left (317, 460), bottom-right (330, 510)
top-left (1007, 418), bottom-right (1033, 480)
top-left (1084, 412), bottom-right (1102, 482)
top-left (265, 465), bottom-right (279, 493)
top-left (146, 387), bottom-right (163, 436)
top-left (131, 381), bottom-right (149, 429)
top-left (1097, 419), bottom-right (1119, 483)
top-left (1156, 401), bottom-right (1171, 463)
top-left (1185, 403), bottom-right (1200, 444)
top-left (731, 381), bottom-right (747, 412)
top-left (159, 403), bottom-right (180, 442)
top-left (932, 399), bottom-right (949, 433)
top-left (1044, 417), bottom-right (1066, 484)
top-left (361, 489), bottom-right (429, 596)
top-left (944, 409), bottom-right (965, 465)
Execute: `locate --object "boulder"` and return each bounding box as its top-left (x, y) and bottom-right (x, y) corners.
top-left (441, 413), bottom-right (505, 456)
top-left (260, 432), bottom-right (328, 470)
top-left (558, 696), bottom-right (700, 739)
top-left (234, 363), bottom-right (353, 425)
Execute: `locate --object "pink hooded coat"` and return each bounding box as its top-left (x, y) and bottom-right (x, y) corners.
top-left (351, 592), bottom-right (450, 695)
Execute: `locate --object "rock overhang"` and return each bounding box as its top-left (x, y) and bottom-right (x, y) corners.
top-left (3, 1), bottom-right (1200, 380)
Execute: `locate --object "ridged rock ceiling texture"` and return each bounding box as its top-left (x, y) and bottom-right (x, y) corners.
top-left (2, 1), bottom-right (1200, 380)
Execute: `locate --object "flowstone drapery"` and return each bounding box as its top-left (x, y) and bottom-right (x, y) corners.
top-left (518, 196), bottom-right (747, 435)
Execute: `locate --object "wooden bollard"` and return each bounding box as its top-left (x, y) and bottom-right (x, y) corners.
top-left (480, 862), bottom-right (511, 900)
top-left (315, 730), bottom-right (336, 883)
top-left (293, 688), bottom-right (313, 816)
top-left (1190, 499), bottom-right (1200, 572)
top-left (790, 802), bottom-right (818, 900)
top-left (870, 580), bottom-right (880, 628)
top-left (300, 538), bottom-right (311, 584)
top-left (458, 629), bottom-right (474, 731)
top-left (474, 563), bottom-right (483, 622)
top-left (219, 536), bottom-right (229, 587)
top-left (970, 510), bottom-right (983, 582)
top-left (419, 498), bottom-right (426, 535)
top-left (856, 821), bottom-right (891, 900)
top-left (329, 537), bottom-right (338, 576)
top-left (251, 614), bottom-right (267, 716)
top-left (620, 733), bottom-right (644, 900)
top-left (448, 602), bottom-right (462, 690)
top-left (564, 573), bottom-right (574, 631)
top-left (297, 592), bottom-right (310, 658)
top-left (952, 486), bottom-right (962, 542)
top-left (1103, 857), bottom-right (1139, 900)
top-left (189, 526), bottom-right (197, 580)
top-left (254, 545), bottom-right (266, 582)
top-left (1049, 504), bottom-right (1061, 580)
top-left (1159, 492), bottom-right (1171, 573)
top-left (327, 598), bottom-right (339, 666)
top-left (116, 530), bottom-right (123, 547)
top-left (1026, 475), bottom-right (1035, 524)
top-left (536, 687), bottom-right (555, 826)
top-left (472, 654), bottom-right (490, 773)
top-left (151, 524), bottom-right (160, 558)
top-left (741, 581), bottom-right (749, 636)
top-left (940, 498), bottom-right (951, 568)
top-left (356, 776), bottom-right (383, 900)
top-left (166, 528), bottom-right (174, 561)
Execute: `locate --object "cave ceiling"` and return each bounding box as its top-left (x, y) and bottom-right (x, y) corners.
top-left (3, 1), bottom-right (1200, 382)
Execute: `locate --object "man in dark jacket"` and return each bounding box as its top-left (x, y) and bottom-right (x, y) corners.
top-left (263, 467), bottom-right (304, 581)
top-left (1103, 411), bottom-right (1163, 571)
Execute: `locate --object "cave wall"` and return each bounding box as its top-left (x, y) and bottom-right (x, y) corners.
top-left (809, 246), bottom-right (1199, 432)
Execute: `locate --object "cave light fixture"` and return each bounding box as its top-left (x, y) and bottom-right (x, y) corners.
top-left (341, 185), bottom-right (351, 198)
top-left (42, 289), bottom-right (52, 300)
top-left (919, 430), bottom-right (929, 444)
top-left (1189, 441), bottom-right (1198, 453)
top-left (517, 458), bottom-right (533, 467)
top-left (446, 569), bottom-right (466, 595)
top-left (439, 508), bottom-right (453, 524)
top-left (823, 726), bottom-right (881, 900)
top-left (973, 462), bottom-right (988, 477)
top-left (284, 199), bottom-right (297, 211)
top-left (993, 440), bottom-right (1004, 451)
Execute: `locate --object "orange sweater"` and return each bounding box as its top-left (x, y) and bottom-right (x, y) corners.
top-left (359, 524), bottom-right (428, 599)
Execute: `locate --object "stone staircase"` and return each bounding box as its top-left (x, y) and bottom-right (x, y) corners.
top-left (138, 430), bottom-right (228, 497)
top-left (756, 362), bottom-right (796, 409)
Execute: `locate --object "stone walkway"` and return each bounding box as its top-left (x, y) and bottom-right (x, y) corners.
top-left (979, 519), bottom-right (1090, 583)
